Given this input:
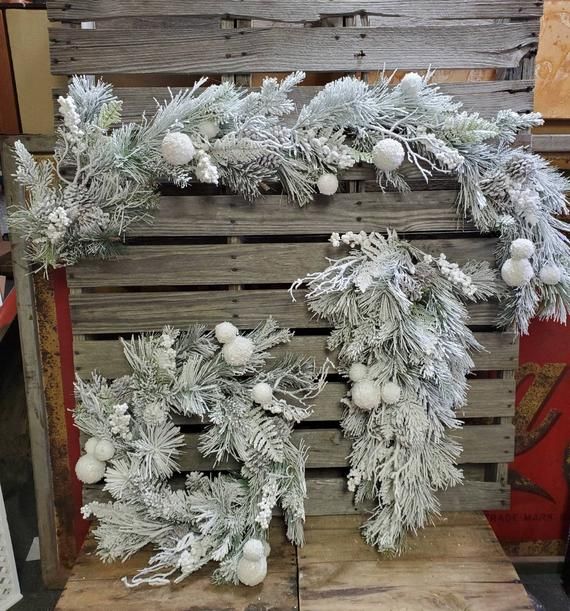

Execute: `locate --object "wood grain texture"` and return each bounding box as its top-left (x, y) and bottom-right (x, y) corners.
top-left (73, 332), bottom-right (518, 377)
top-left (129, 191), bottom-right (474, 237)
top-left (56, 523), bottom-right (299, 610)
top-left (299, 514), bottom-right (532, 610)
top-left (63, 79), bottom-right (534, 122)
top-left (67, 238), bottom-right (497, 287)
top-left (83, 476), bottom-right (508, 514)
top-left (47, 0), bottom-right (545, 21)
top-left (174, 424), bottom-right (514, 471)
top-left (56, 514), bottom-right (529, 610)
top-left (1, 145), bottom-right (67, 587)
top-left (49, 23), bottom-right (538, 74)
top-left (68, 289), bottom-right (503, 333)
top-left (168, 378), bottom-right (515, 423)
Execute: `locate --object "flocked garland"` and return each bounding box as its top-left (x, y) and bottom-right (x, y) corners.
top-left (9, 71), bottom-right (570, 334)
top-left (292, 230), bottom-right (500, 552)
top-left (73, 319), bottom-right (327, 586)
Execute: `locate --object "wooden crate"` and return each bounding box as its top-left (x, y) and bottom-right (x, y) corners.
top-left (8, 0), bottom-right (545, 587)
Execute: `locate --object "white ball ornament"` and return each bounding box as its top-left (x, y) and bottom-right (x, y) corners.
top-left (75, 454), bottom-right (106, 484)
top-left (222, 336), bottom-right (254, 367)
top-left (381, 381), bottom-right (401, 405)
top-left (161, 132), bottom-right (195, 166)
top-left (215, 321), bottom-right (239, 344)
top-left (237, 538), bottom-right (267, 587)
top-left (352, 379), bottom-right (381, 411)
top-left (501, 258), bottom-right (534, 287)
top-left (372, 138), bottom-right (405, 173)
top-left (317, 173), bottom-right (339, 196)
top-left (252, 382), bottom-right (273, 406)
top-left (348, 363), bottom-right (368, 383)
top-left (242, 539), bottom-right (265, 561)
top-left (400, 72), bottom-right (424, 96)
top-left (539, 263), bottom-right (562, 285)
top-left (94, 439), bottom-right (115, 462)
top-left (510, 238), bottom-right (535, 261)
top-left (197, 120), bottom-right (219, 139)
top-left (84, 437), bottom-right (99, 455)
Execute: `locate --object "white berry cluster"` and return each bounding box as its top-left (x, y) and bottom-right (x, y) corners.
top-left (418, 130), bottom-right (464, 170)
top-left (255, 478), bottom-right (278, 529)
top-left (329, 230), bottom-right (369, 249)
top-left (507, 184), bottom-right (540, 226)
top-left (426, 253), bottom-right (477, 297)
top-left (156, 330), bottom-right (178, 373)
top-left (108, 403), bottom-right (132, 441)
top-left (46, 206), bottom-right (72, 244)
top-left (179, 536), bottom-right (207, 576)
top-left (58, 95), bottom-right (84, 145)
top-left (310, 136), bottom-right (355, 170)
top-left (347, 468), bottom-right (364, 493)
top-left (195, 149), bottom-right (219, 184)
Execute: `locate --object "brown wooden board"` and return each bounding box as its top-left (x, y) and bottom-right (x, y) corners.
top-left (48, 0), bottom-right (544, 22)
top-left (67, 238), bottom-right (497, 287)
top-left (73, 332), bottom-right (518, 378)
top-left (55, 513), bottom-right (531, 610)
top-left (49, 23), bottom-right (538, 74)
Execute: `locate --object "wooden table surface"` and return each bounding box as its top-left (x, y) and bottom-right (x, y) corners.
top-left (56, 512), bottom-right (532, 610)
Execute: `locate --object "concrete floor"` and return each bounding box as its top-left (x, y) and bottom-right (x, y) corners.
top-left (0, 322), bottom-right (568, 610)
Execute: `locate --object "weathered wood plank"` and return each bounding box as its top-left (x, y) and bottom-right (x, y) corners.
top-left (129, 191), bottom-right (474, 237)
top-left (83, 477), bottom-right (508, 515)
top-left (298, 513), bottom-right (531, 610)
top-left (56, 525), bottom-right (298, 610)
top-left (305, 478), bottom-right (509, 515)
top-left (107, 80), bottom-right (535, 121)
top-left (172, 378), bottom-right (514, 422)
top-left (67, 238), bottom-right (497, 287)
top-left (174, 425), bottom-right (514, 470)
top-left (49, 23), bottom-right (538, 74)
top-left (47, 0), bottom-right (544, 22)
top-left (73, 332), bottom-right (518, 377)
top-left (68, 289), bottom-right (503, 334)
top-left (1, 145), bottom-right (69, 588)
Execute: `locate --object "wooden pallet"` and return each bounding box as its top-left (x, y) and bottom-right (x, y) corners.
top-left (5, 0), bottom-right (544, 593)
top-left (55, 513), bottom-right (533, 611)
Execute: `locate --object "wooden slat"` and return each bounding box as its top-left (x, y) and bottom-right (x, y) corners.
top-left (176, 379), bottom-right (515, 421)
top-left (1, 145), bottom-right (68, 587)
top-left (175, 425), bottom-right (514, 470)
top-left (305, 479), bottom-right (510, 514)
top-left (48, 1), bottom-right (544, 21)
top-left (76, 79), bottom-right (534, 122)
top-left (297, 514), bottom-right (531, 610)
top-left (55, 524), bottom-right (298, 610)
top-left (67, 238), bottom-right (497, 287)
top-left (73, 332), bottom-right (518, 377)
top-left (128, 191), bottom-right (474, 237)
top-left (531, 134), bottom-right (570, 153)
top-left (83, 477), bottom-right (508, 514)
top-left (69, 289), bottom-right (503, 334)
top-left (49, 23), bottom-right (538, 74)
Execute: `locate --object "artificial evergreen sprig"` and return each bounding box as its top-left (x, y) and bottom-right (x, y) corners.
top-left (9, 72), bottom-right (569, 333)
top-left (73, 319), bottom-right (327, 586)
top-left (292, 230), bottom-right (501, 553)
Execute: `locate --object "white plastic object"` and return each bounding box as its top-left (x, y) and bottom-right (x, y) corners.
top-left (0, 484), bottom-right (22, 611)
